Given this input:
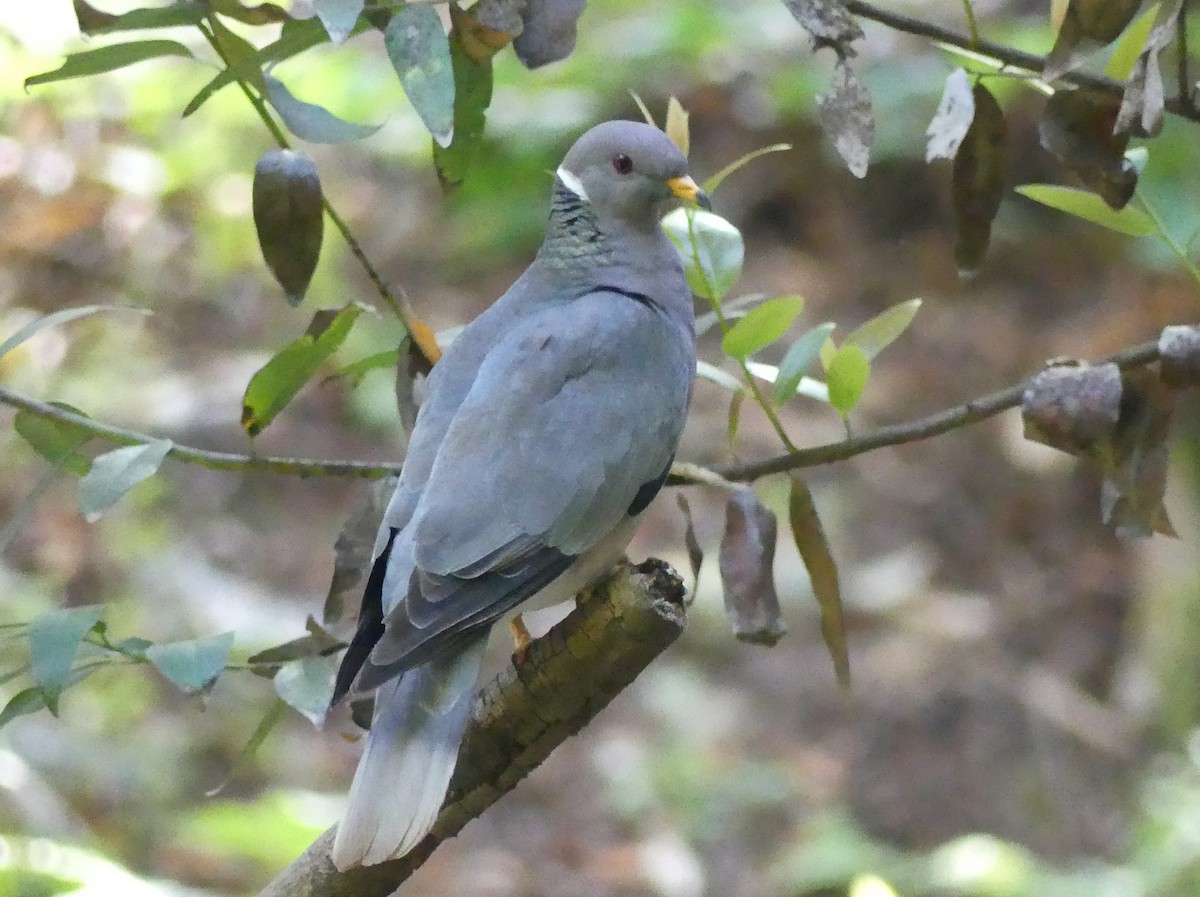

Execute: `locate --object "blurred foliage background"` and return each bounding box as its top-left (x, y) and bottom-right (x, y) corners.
top-left (3, 1), bottom-right (1200, 895)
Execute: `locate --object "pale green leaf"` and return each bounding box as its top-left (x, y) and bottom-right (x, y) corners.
top-left (1105, 4), bottom-right (1160, 80)
top-left (263, 75), bottom-right (380, 144)
top-left (662, 208), bottom-right (745, 300)
top-left (0, 305), bottom-right (145, 361)
top-left (385, 6), bottom-right (455, 147)
top-left (721, 295), bottom-right (805, 360)
top-left (28, 606), bottom-right (103, 712)
top-left (1015, 184), bottom-right (1157, 236)
top-left (274, 655), bottom-right (337, 727)
top-left (78, 439), bottom-right (173, 520)
top-left (146, 632), bottom-right (235, 693)
top-left (844, 299), bottom-right (922, 361)
top-left (313, 0), bottom-right (364, 44)
top-left (826, 345), bottom-right (870, 414)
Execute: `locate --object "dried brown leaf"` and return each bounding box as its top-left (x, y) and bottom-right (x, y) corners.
top-left (817, 57), bottom-right (873, 179)
top-left (719, 487), bottom-right (786, 647)
top-left (1102, 369), bottom-right (1177, 538)
top-left (675, 493), bottom-right (704, 600)
top-left (323, 475), bottom-right (400, 624)
top-left (788, 474), bottom-right (849, 687)
top-left (952, 82), bottom-right (1007, 275)
top-left (1039, 88), bottom-right (1136, 209)
top-left (781, 0), bottom-right (863, 49)
top-left (1022, 362), bottom-right (1122, 461)
top-left (1158, 324), bottom-right (1200, 388)
top-left (1115, 0), bottom-right (1183, 137)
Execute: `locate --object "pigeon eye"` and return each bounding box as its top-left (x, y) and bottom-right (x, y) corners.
top-left (611, 154), bottom-right (634, 175)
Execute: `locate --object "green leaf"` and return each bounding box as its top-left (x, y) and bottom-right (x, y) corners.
top-left (325, 348), bottom-right (399, 387)
top-left (146, 632), bottom-right (235, 693)
top-left (1015, 184), bottom-right (1156, 236)
top-left (662, 208), bottom-right (745, 300)
top-left (0, 688), bottom-right (48, 730)
top-left (208, 13), bottom-right (266, 92)
top-left (826, 345), bottom-right (870, 414)
top-left (385, 5), bottom-right (455, 147)
top-left (844, 298), bottom-right (922, 361)
top-left (0, 304), bottom-right (145, 362)
top-left (313, 0), bottom-right (365, 44)
top-left (25, 40), bottom-right (193, 89)
top-left (433, 31), bottom-right (493, 189)
top-left (775, 322), bottom-right (836, 404)
top-left (721, 295), bottom-right (805, 360)
top-left (241, 304), bottom-right (362, 436)
top-left (263, 75), bottom-right (381, 144)
top-left (78, 439), bottom-right (173, 520)
top-left (183, 17), bottom-right (335, 117)
top-left (73, 0), bottom-right (206, 35)
top-left (28, 605), bottom-right (103, 713)
top-left (702, 143), bottom-right (791, 195)
top-left (274, 655), bottom-right (337, 727)
top-left (1105, 3), bottom-right (1160, 79)
top-left (14, 404), bottom-right (94, 475)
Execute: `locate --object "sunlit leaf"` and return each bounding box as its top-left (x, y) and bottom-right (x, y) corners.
top-left (775, 322), bottom-right (836, 404)
top-left (29, 606), bottom-right (103, 713)
top-left (78, 439), bottom-right (173, 520)
top-left (925, 68), bottom-right (975, 162)
top-left (433, 22), bottom-right (494, 189)
top-left (313, 0), bottom-right (364, 44)
top-left (0, 304), bottom-right (145, 361)
top-left (253, 149), bottom-right (324, 305)
top-left (263, 74), bottom-right (381, 144)
top-left (789, 475), bottom-right (849, 686)
top-left (146, 632), bottom-right (235, 694)
top-left (662, 208), bottom-right (745, 300)
top-left (719, 487), bottom-right (786, 646)
top-left (275, 655), bottom-right (338, 726)
top-left (826, 344), bottom-right (869, 414)
top-left (952, 83), bottom-right (1007, 275)
top-left (241, 304), bottom-right (363, 436)
top-left (1105, 3), bottom-right (1160, 79)
top-left (14, 404), bottom-right (93, 476)
top-left (721, 295), bottom-right (805, 361)
top-left (1014, 184), bottom-right (1156, 235)
top-left (816, 57), bottom-right (873, 178)
top-left (845, 298), bottom-right (922, 361)
top-left (385, 5), bottom-right (455, 147)
top-left (665, 96), bottom-right (689, 157)
top-left (25, 40), bottom-right (193, 88)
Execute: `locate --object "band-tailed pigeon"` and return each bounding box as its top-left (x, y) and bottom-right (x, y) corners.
top-left (330, 120), bottom-right (705, 869)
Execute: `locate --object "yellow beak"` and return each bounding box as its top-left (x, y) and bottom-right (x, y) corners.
top-left (666, 175), bottom-right (711, 209)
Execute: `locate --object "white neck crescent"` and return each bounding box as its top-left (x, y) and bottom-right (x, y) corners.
top-left (555, 165), bottom-right (590, 202)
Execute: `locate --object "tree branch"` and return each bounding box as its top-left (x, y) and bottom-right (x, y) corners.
top-left (0, 386), bottom-right (397, 480)
top-left (844, 0), bottom-right (1200, 126)
top-left (257, 559), bottom-right (687, 897)
top-left (713, 339), bottom-right (1162, 483)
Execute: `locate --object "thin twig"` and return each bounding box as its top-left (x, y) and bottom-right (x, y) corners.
top-left (0, 386), bottom-right (397, 480)
top-left (844, 0), bottom-right (1200, 126)
top-left (714, 339), bottom-right (1163, 483)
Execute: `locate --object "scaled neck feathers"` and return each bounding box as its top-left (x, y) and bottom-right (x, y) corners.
top-left (537, 181), bottom-right (611, 270)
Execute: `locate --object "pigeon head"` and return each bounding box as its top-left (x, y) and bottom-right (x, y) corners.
top-left (555, 120), bottom-right (709, 228)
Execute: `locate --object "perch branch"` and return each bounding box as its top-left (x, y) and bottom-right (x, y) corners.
top-left (257, 559), bottom-right (687, 897)
top-left (844, 0), bottom-right (1200, 126)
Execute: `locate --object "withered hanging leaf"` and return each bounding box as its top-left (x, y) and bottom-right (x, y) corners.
top-left (1114, 0), bottom-right (1183, 138)
top-left (324, 475), bottom-right (399, 624)
top-left (788, 474), bottom-right (849, 686)
top-left (1102, 369), bottom-right (1177, 538)
top-left (675, 493), bottom-right (704, 600)
top-left (1022, 362), bottom-right (1122, 460)
top-left (1158, 324), bottom-right (1200, 388)
top-left (719, 486), bottom-right (786, 647)
top-left (952, 82), bottom-right (1007, 275)
top-left (252, 149), bottom-right (324, 305)
top-left (474, 0), bottom-right (524, 35)
top-left (816, 57), bottom-right (873, 179)
top-left (512, 0), bottom-right (587, 68)
top-left (926, 68), bottom-right (975, 163)
top-left (1044, 0), bottom-right (1143, 81)
top-left (248, 616), bottom-right (343, 667)
top-left (435, 9), bottom-right (495, 190)
top-left (449, 2), bottom-right (513, 63)
top-left (781, 0), bottom-right (864, 50)
top-left (1039, 88), bottom-right (1136, 209)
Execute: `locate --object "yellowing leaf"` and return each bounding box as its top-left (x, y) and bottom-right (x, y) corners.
top-left (789, 475), bottom-right (849, 686)
top-left (826, 344), bottom-right (869, 414)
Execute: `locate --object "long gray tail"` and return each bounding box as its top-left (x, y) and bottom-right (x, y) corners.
top-left (331, 634), bottom-right (488, 869)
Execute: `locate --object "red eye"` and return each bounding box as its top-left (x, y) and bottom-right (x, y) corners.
top-left (612, 153), bottom-right (633, 175)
